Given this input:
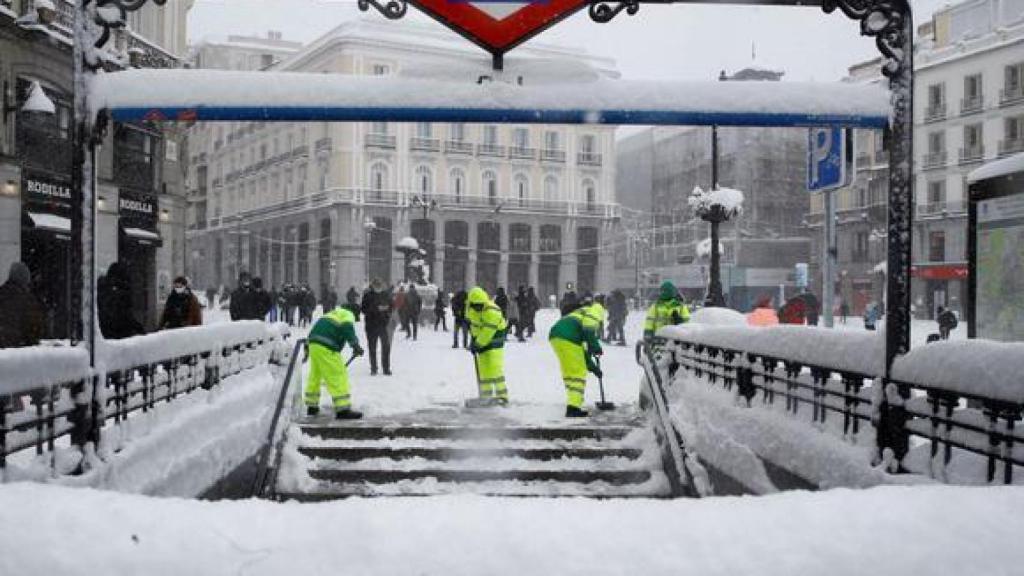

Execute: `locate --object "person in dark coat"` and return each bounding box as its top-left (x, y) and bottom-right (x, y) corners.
top-left (525, 286), bottom-right (541, 337)
top-left (322, 286), bottom-right (339, 313)
top-left (345, 286), bottom-right (361, 321)
top-left (494, 287), bottom-right (509, 318)
top-left (360, 278), bottom-right (393, 376)
top-left (434, 291), bottom-right (448, 331)
top-left (559, 285), bottom-right (579, 317)
top-left (451, 288), bottom-right (469, 349)
top-left (298, 285), bottom-right (316, 327)
top-left (98, 262), bottom-right (145, 340)
top-left (513, 285), bottom-right (530, 341)
top-left (0, 261), bottom-right (45, 348)
top-left (802, 291), bottom-right (820, 326)
top-left (404, 284), bottom-right (422, 340)
top-left (937, 306), bottom-right (958, 340)
top-left (159, 276), bottom-right (203, 330)
top-left (230, 272), bottom-right (257, 321)
top-left (607, 289), bottom-right (628, 345)
top-left (252, 277), bottom-right (272, 320)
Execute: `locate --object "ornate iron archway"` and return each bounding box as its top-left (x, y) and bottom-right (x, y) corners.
top-left (71, 0), bottom-right (913, 376)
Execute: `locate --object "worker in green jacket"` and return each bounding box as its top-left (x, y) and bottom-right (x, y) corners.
top-left (305, 306), bottom-right (364, 419)
top-left (466, 287), bottom-right (509, 406)
top-left (643, 280), bottom-right (690, 340)
top-left (549, 301), bottom-right (606, 417)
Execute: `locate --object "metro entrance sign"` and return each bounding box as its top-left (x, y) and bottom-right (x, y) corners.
top-left (364, 0), bottom-right (589, 68)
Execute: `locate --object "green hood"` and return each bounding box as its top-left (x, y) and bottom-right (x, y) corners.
top-left (468, 286), bottom-right (490, 306)
top-left (659, 281), bottom-right (678, 301)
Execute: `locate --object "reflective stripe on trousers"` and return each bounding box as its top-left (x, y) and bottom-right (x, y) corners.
top-left (475, 348), bottom-right (507, 400)
top-left (305, 343), bottom-right (352, 409)
top-left (550, 337), bottom-right (587, 409)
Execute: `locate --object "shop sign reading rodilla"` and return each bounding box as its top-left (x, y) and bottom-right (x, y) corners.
top-left (23, 172), bottom-right (74, 207)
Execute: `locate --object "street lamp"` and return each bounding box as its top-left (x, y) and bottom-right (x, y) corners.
top-left (363, 216), bottom-right (377, 284)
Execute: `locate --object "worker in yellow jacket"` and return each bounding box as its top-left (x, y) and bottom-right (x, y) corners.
top-left (549, 300), bottom-right (606, 417)
top-left (466, 287), bottom-right (509, 406)
top-left (643, 280), bottom-right (690, 340)
top-left (305, 306), bottom-right (364, 419)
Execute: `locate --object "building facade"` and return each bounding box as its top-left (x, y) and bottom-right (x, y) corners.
top-left (186, 19), bottom-right (620, 302)
top-left (809, 0), bottom-right (1024, 318)
top-left (0, 0), bottom-right (192, 337)
top-left (613, 68), bottom-right (811, 310)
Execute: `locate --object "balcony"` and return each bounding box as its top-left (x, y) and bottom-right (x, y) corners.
top-left (958, 145), bottom-right (985, 165)
top-left (409, 137), bottom-right (440, 152)
top-left (924, 103), bottom-right (946, 123)
top-left (292, 145), bottom-right (309, 159)
top-left (960, 95), bottom-right (984, 115)
top-left (998, 139), bottom-right (1024, 157)
top-left (508, 146), bottom-right (536, 160)
top-left (212, 177), bottom-right (222, 189)
top-left (1000, 86), bottom-right (1024, 106)
top-left (444, 140), bottom-right (474, 155)
top-left (315, 138), bottom-right (333, 155)
top-left (922, 150), bottom-right (947, 170)
top-left (578, 152), bottom-right (603, 166)
top-left (918, 200), bottom-right (967, 217)
top-left (477, 144), bottom-right (506, 157)
top-left (540, 149), bottom-right (566, 163)
top-left (364, 133), bottom-right (396, 149)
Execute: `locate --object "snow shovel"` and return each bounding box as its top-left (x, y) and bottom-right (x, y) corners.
top-left (594, 357), bottom-right (615, 411)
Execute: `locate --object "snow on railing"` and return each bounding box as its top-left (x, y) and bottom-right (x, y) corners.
top-left (0, 322), bottom-right (290, 479)
top-left (653, 324), bottom-right (1023, 485)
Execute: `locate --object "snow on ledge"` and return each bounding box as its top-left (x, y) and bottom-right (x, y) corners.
top-left (0, 346), bottom-right (90, 396)
top-left (967, 151), bottom-right (1024, 183)
top-left (97, 320), bottom-right (280, 372)
top-left (890, 339), bottom-right (1024, 404)
top-left (90, 69), bottom-right (892, 128)
top-left (659, 324), bottom-right (885, 376)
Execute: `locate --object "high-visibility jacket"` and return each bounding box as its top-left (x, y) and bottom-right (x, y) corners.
top-left (308, 307), bottom-right (361, 353)
top-left (466, 287), bottom-right (507, 352)
top-left (549, 305), bottom-right (604, 355)
top-left (643, 299), bottom-right (690, 339)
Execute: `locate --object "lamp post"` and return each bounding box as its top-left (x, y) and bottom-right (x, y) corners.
top-left (363, 216), bottom-right (377, 284)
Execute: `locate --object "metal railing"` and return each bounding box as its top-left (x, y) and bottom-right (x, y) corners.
top-left (444, 140), bottom-right (473, 155)
top-left (0, 323), bottom-right (287, 480)
top-left (578, 152), bottom-right (603, 166)
top-left (918, 200), bottom-right (967, 217)
top-left (653, 330), bottom-right (1023, 485)
top-left (922, 150), bottom-right (947, 169)
top-left (410, 137), bottom-right (440, 152)
top-left (252, 337), bottom-right (306, 498)
top-left (477, 143), bottom-right (506, 157)
top-left (365, 134), bottom-right (397, 149)
top-left (959, 146), bottom-right (985, 165)
top-left (1000, 86), bottom-right (1024, 106)
top-left (509, 146), bottom-right (537, 160)
top-left (960, 95), bottom-right (984, 115)
top-left (924, 104), bottom-right (946, 122)
top-left (998, 139), bottom-right (1024, 157)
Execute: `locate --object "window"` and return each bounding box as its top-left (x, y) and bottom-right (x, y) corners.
top-left (964, 124), bottom-right (983, 149)
top-left (318, 161), bottom-right (328, 191)
top-left (928, 83), bottom-right (945, 108)
top-left (284, 168), bottom-right (292, 199)
top-left (583, 179), bottom-right (596, 207)
top-left (580, 134), bottom-right (596, 154)
top-left (371, 122), bottom-right (388, 135)
top-left (483, 125), bottom-right (499, 145)
top-left (512, 128), bottom-right (529, 149)
top-left (964, 74), bottom-right (982, 100)
top-left (544, 176), bottom-right (558, 203)
top-left (1006, 116), bottom-right (1023, 141)
top-left (261, 54), bottom-right (274, 69)
top-left (415, 165), bottom-right (433, 194)
top-left (927, 180), bottom-right (946, 204)
top-left (928, 131), bottom-right (945, 154)
top-left (416, 123), bottom-right (432, 139)
top-left (450, 168), bottom-right (465, 202)
top-left (853, 231), bottom-right (869, 263)
top-left (544, 130), bottom-right (560, 150)
top-left (450, 123), bottom-right (465, 142)
top-left (929, 231), bottom-right (946, 262)
top-left (514, 174), bottom-right (529, 206)
top-left (1005, 62), bottom-right (1023, 94)
top-left (372, 64), bottom-right (390, 76)
top-left (483, 170), bottom-right (498, 205)
top-left (370, 162), bottom-right (389, 193)
top-left (297, 164), bottom-right (307, 196)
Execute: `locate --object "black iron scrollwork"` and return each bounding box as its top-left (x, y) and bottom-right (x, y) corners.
top-left (821, 0), bottom-right (911, 78)
top-left (588, 1), bottom-right (640, 23)
top-left (90, 0), bottom-right (168, 50)
top-left (357, 0), bottom-right (409, 20)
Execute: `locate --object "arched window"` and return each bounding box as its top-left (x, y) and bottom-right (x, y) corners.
top-left (483, 170), bottom-right (498, 206)
top-left (544, 176), bottom-right (559, 204)
top-left (514, 173), bottom-right (529, 206)
top-left (370, 162), bottom-right (389, 200)
top-left (414, 165), bottom-right (434, 194)
top-left (450, 167), bottom-right (466, 204)
top-left (583, 178), bottom-right (596, 207)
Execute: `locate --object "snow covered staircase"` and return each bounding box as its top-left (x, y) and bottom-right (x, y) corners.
top-left (275, 414), bottom-right (670, 500)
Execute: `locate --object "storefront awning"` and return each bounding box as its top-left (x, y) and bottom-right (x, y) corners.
top-left (122, 226), bottom-right (162, 246)
top-left (26, 212), bottom-right (71, 235)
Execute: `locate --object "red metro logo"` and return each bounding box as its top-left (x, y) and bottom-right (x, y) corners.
top-left (413, 1), bottom-right (588, 55)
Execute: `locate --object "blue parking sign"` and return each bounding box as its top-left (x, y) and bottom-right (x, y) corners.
top-left (807, 127), bottom-right (848, 192)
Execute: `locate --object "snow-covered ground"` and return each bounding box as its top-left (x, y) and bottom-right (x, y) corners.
top-left (2, 482), bottom-right (1022, 575)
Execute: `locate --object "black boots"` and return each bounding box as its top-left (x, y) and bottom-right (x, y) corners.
top-left (307, 406), bottom-right (319, 417)
top-left (566, 406), bottom-right (590, 418)
top-left (336, 408), bottom-right (364, 420)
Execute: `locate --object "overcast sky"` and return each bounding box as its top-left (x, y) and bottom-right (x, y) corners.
top-left (189, 0), bottom-right (953, 81)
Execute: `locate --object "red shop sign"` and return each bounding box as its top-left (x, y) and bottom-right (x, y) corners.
top-left (911, 264), bottom-right (969, 280)
top-left (412, 1), bottom-right (588, 55)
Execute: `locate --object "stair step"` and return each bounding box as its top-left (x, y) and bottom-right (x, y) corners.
top-left (276, 490), bottom-right (668, 502)
top-left (297, 446), bottom-right (643, 462)
top-left (308, 468), bottom-right (651, 485)
top-left (299, 425), bottom-right (634, 442)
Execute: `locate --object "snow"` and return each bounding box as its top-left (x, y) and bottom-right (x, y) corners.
top-left (90, 69), bottom-right (892, 128)
top-left (890, 339), bottom-right (1024, 403)
top-left (25, 211), bottom-right (71, 233)
top-left (122, 227), bottom-right (160, 242)
top-left (695, 237), bottom-right (725, 259)
top-left (96, 320), bottom-right (281, 372)
top-left (20, 80), bottom-right (55, 114)
top-left (0, 346), bottom-right (90, 396)
top-left (689, 307), bottom-right (748, 326)
top-left (1, 483), bottom-right (1022, 575)
top-left (689, 185), bottom-right (745, 215)
top-left (967, 151), bottom-right (1024, 182)
top-left (659, 324), bottom-right (885, 376)
top-left (396, 236), bottom-right (420, 251)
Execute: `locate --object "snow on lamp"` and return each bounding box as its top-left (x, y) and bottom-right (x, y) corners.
top-left (690, 185), bottom-right (744, 308)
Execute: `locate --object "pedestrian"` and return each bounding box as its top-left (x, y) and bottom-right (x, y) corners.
top-left (451, 288), bottom-right (469, 349)
top-left (937, 306), bottom-right (958, 340)
top-left (0, 261), bottom-right (45, 348)
top-left (159, 276), bottom-right (203, 330)
top-left (360, 278), bottom-right (393, 376)
top-left (322, 286), bottom-right (338, 315)
top-left (98, 262), bottom-right (145, 340)
top-left (405, 284), bottom-right (422, 340)
top-left (494, 287), bottom-right (509, 318)
top-left (863, 301), bottom-right (880, 331)
top-left (205, 286), bottom-right (218, 311)
top-left (394, 285), bottom-right (409, 338)
top-left (839, 299), bottom-right (850, 324)
top-left (300, 285), bottom-right (317, 327)
top-left (252, 277), bottom-right (272, 320)
top-left (525, 286), bottom-right (541, 337)
top-left (747, 296), bottom-right (780, 327)
top-left (508, 291), bottom-right (524, 342)
top-left (803, 291), bottom-right (820, 326)
top-left (607, 289), bottom-right (628, 345)
top-left (559, 284), bottom-right (579, 316)
top-left (513, 286), bottom-right (530, 341)
top-left (345, 286), bottom-right (361, 322)
top-left (230, 272), bottom-right (256, 321)
top-left (278, 285), bottom-right (293, 326)
top-left (434, 291), bottom-right (448, 331)
top-left (594, 293), bottom-right (608, 341)
top-left (643, 281), bottom-right (690, 340)
top-left (549, 298), bottom-right (605, 418)
top-left (305, 306), bottom-right (364, 420)
top-left (268, 286), bottom-right (279, 322)
top-left (466, 286), bottom-right (509, 406)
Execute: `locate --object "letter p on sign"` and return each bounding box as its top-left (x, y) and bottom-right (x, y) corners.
top-left (807, 127), bottom-right (849, 193)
